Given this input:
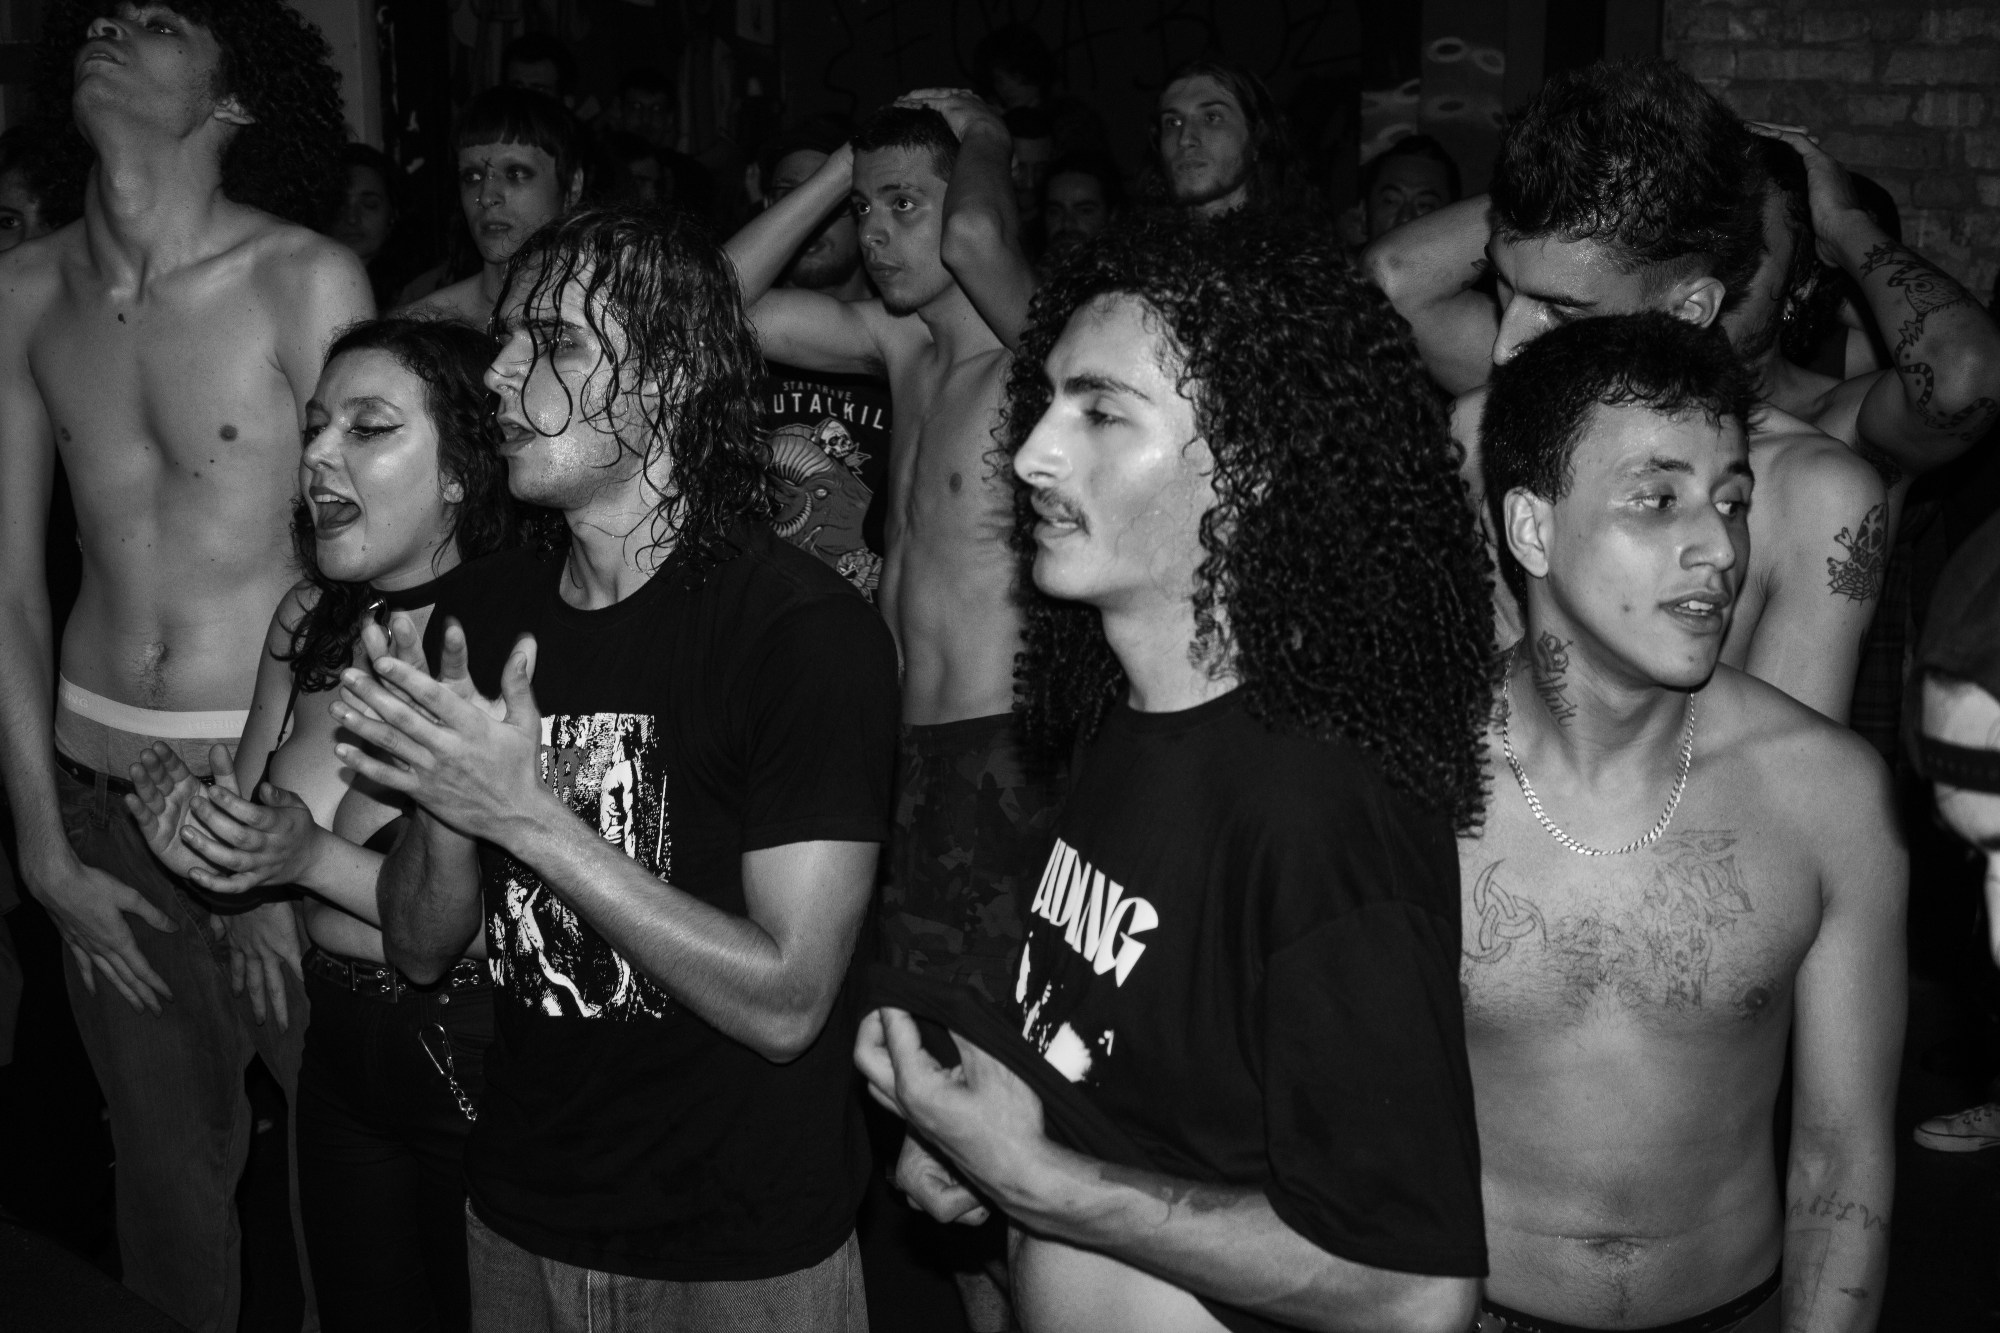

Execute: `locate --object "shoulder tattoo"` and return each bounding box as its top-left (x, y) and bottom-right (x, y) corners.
top-left (1827, 503), bottom-right (1888, 602)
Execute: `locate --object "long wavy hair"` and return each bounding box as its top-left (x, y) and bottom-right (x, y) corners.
top-left (1005, 213), bottom-right (1495, 830)
top-left (282, 318), bottom-right (525, 693)
top-left (494, 207), bottom-right (774, 576)
top-left (40, 0), bottom-right (348, 228)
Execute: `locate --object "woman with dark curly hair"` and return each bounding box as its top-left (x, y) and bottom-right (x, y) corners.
top-left (128, 318), bottom-right (536, 1333)
top-left (857, 213), bottom-right (1494, 1333)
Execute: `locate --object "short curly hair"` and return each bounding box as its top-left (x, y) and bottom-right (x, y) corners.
top-left (496, 207), bottom-right (774, 577)
top-left (1004, 212), bottom-right (1496, 830)
top-left (42, 0), bottom-right (347, 229)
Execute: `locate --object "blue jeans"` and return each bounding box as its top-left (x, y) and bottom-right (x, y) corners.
top-left (56, 764), bottom-right (316, 1333)
top-left (465, 1205), bottom-right (867, 1333)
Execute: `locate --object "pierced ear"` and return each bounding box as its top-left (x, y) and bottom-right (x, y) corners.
top-left (1672, 275), bottom-right (1728, 330)
top-left (442, 478), bottom-right (466, 503)
top-left (1502, 488), bottom-right (1555, 582)
top-left (213, 95), bottom-right (256, 129)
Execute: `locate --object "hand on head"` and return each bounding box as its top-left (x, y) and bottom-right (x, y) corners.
top-left (895, 87), bottom-right (1007, 142)
top-left (1746, 120), bottom-right (1866, 261)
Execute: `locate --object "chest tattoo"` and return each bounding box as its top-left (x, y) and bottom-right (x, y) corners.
top-left (1465, 830), bottom-right (1757, 1010)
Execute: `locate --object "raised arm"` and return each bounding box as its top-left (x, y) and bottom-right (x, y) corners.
top-left (723, 144), bottom-right (887, 376)
top-left (1764, 125), bottom-right (2000, 476)
top-left (856, 1010), bottom-right (1475, 1333)
top-left (0, 251), bottom-right (179, 1014)
top-left (1736, 435), bottom-right (1886, 723)
top-left (1361, 196), bottom-right (1500, 397)
top-left (903, 89), bottom-right (1037, 349)
top-left (1782, 737), bottom-right (1904, 1332)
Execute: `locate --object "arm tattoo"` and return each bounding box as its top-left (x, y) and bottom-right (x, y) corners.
top-left (1529, 632), bottom-right (1577, 725)
top-left (1858, 242), bottom-right (2000, 442)
top-left (1826, 503), bottom-right (1888, 601)
top-left (1788, 1189), bottom-right (1890, 1232)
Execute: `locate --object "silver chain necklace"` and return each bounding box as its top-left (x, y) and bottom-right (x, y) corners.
top-left (1500, 681), bottom-right (1696, 857)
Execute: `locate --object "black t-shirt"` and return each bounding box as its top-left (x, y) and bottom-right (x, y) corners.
top-left (428, 529), bottom-right (901, 1281)
top-left (1012, 692), bottom-right (1486, 1280)
top-left (760, 361), bottom-right (892, 600)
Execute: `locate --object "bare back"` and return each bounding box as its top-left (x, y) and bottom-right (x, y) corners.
top-left (1460, 669), bottom-right (1857, 1324)
top-left (11, 208), bottom-right (369, 712)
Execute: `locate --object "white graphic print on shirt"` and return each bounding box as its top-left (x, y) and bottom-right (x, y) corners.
top-left (1014, 837), bottom-right (1157, 1084)
top-left (488, 712), bottom-right (676, 1021)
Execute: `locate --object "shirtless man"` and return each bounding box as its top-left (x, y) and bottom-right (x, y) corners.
top-left (1466, 312), bottom-right (1902, 1332)
top-left (0, 6), bottom-right (369, 1331)
top-left (726, 94), bottom-right (1046, 998)
top-left (400, 86), bottom-right (583, 326)
top-left (725, 90), bottom-right (1043, 1331)
top-left (1365, 58), bottom-right (1885, 722)
top-left (1740, 126), bottom-right (2000, 527)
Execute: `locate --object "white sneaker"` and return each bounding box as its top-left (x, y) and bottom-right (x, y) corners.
top-left (1913, 1101), bottom-right (2000, 1152)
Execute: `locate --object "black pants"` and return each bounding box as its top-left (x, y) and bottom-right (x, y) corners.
top-left (296, 962), bottom-right (491, 1333)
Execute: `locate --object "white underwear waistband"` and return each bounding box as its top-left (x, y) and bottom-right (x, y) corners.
top-left (57, 676), bottom-right (250, 739)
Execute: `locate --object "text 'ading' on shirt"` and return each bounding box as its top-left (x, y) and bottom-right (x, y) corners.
top-left (1027, 838), bottom-right (1158, 986)
top-left (767, 385), bottom-right (887, 431)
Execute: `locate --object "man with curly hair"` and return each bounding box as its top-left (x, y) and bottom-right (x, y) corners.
top-left (856, 213), bottom-right (1493, 1332)
top-left (342, 207), bottom-right (898, 1332)
top-left (1466, 313), bottom-right (1902, 1332)
top-left (1366, 59), bottom-right (1887, 726)
top-left (0, 4), bottom-right (368, 1329)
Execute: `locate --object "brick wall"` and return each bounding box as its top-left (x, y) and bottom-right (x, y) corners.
top-left (1666, 0), bottom-right (2000, 296)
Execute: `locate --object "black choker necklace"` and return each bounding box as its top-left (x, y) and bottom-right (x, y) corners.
top-left (371, 560), bottom-right (471, 613)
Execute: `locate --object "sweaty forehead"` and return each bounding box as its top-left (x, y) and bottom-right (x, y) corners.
top-left (1569, 399), bottom-right (1747, 485)
top-left (1491, 232), bottom-right (1657, 307)
top-left (853, 147), bottom-right (945, 194)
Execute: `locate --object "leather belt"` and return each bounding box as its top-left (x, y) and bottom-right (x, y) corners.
top-left (55, 750), bottom-right (217, 797)
top-left (304, 945), bottom-right (489, 1002)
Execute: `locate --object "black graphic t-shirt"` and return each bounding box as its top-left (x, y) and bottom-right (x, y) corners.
top-left (760, 361), bottom-right (892, 599)
top-left (1013, 692), bottom-right (1487, 1279)
top-left (429, 528), bottom-right (900, 1281)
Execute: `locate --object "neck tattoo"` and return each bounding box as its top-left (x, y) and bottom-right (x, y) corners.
top-left (1501, 675), bottom-right (1697, 857)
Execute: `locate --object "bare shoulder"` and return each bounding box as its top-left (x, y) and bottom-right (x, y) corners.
top-left (1705, 665), bottom-right (1893, 835)
top-left (397, 275), bottom-right (485, 325)
top-left (270, 579), bottom-right (321, 647)
top-left (0, 220), bottom-right (80, 328)
top-left (1749, 405), bottom-right (1885, 526)
top-left (238, 213), bottom-right (367, 294)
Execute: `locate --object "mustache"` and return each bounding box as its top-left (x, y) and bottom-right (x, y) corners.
top-left (1032, 491), bottom-right (1087, 527)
